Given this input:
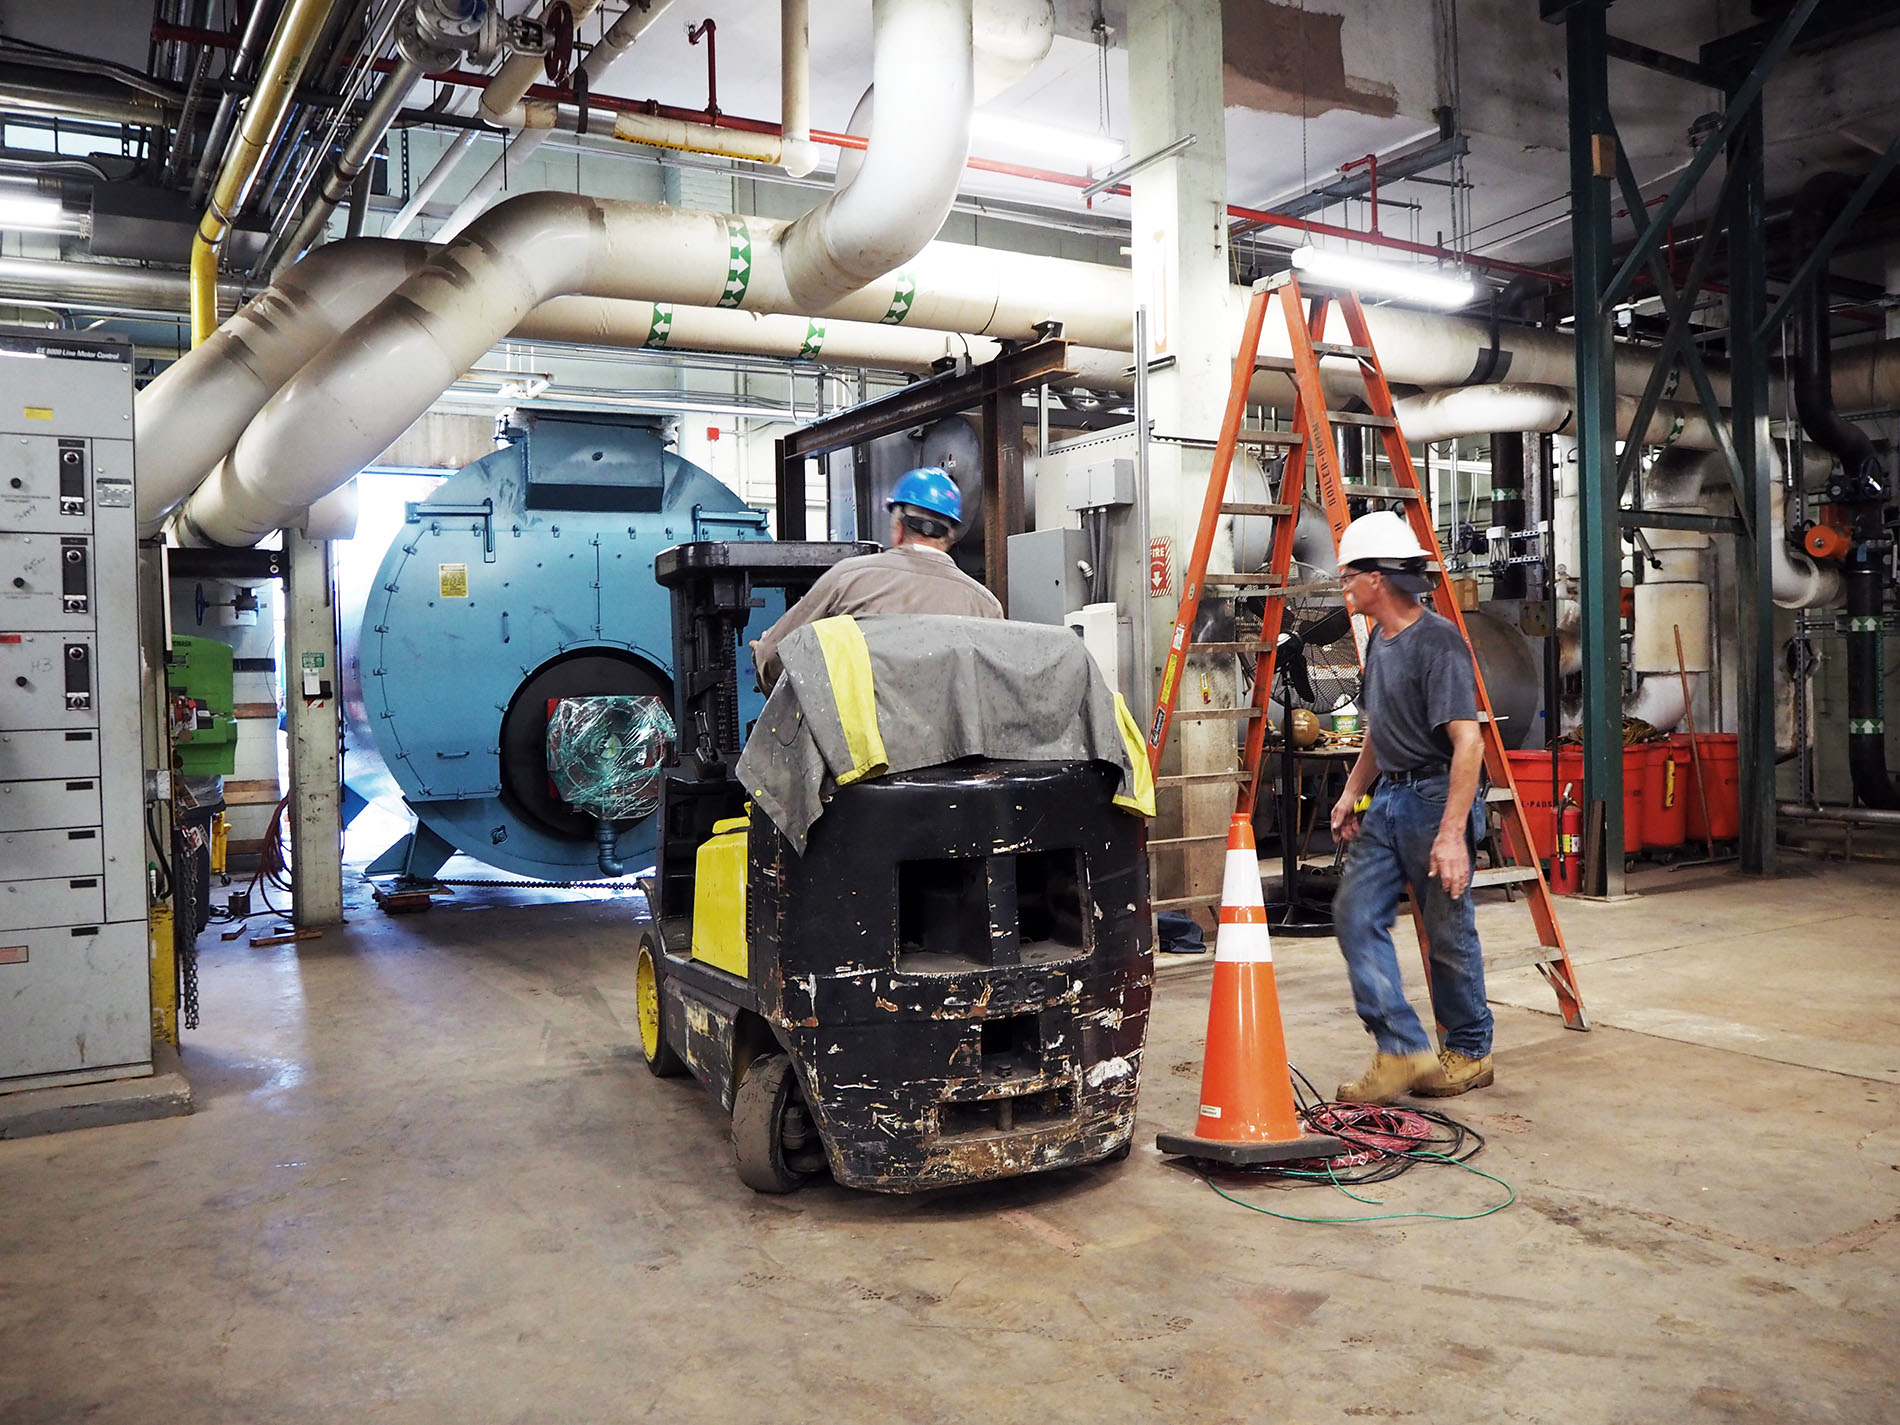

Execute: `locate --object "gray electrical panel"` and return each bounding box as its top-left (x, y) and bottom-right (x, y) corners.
top-left (0, 328), bottom-right (150, 1092)
top-left (1006, 527), bottom-right (1091, 627)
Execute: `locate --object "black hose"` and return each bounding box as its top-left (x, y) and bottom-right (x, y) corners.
top-left (1792, 177), bottom-right (1889, 518)
top-left (1790, 174), bottom-right (1899, 809)
top-left (595, 819), bottom-right (626, 877)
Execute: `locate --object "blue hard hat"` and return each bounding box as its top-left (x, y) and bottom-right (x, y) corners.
top-left (887, 466), bottom-right (962, 525)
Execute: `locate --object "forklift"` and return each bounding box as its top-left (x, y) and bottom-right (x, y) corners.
top-left (636, 541), bottom-right (1154, 1193)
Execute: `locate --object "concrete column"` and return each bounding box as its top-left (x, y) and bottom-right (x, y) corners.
top-left (285, 534), bottom-right (343, 926)
top-left (1129, 0), bottom-right (1234, 908)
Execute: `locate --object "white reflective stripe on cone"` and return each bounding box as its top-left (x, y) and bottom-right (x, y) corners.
top-left (1220, 847), bottom-right (1264, 913)
top-left (1214, 927), bottom-right (1275, 963)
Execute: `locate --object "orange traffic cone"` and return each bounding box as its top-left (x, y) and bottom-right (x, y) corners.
top-left (1156, 814), bottom-right (1345, 1165)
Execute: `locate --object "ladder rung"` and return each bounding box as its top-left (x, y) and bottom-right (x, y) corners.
top-left (1175, 707), bottom-right (1265, 720)
top-left (1220, 579), bottom-right (1342, 600)
top-left (1147, 832), bottom-right (1233, 848)
top-left (1327, 411), bottom-right (1397, 428)
top-left (1153, 893), bottom-right (1221, 911)
top-left (1235, 429), bottom-right (1303, 447)
top-left (1470, 865), bottom-right (1539, 889)
top-left (1341, 484), bottom-right (1422, 500)
top-left (1219, 502), bottom-right (1295, 516)
top-left (1486, 944), bottom-right (1565, 975)
top-left (1202, 572), bottom-right (1286, 587)
top-left (1254, 344), bottom-right (1373, 372)
top-left (1156, 770), bottom-right (1253, 787)
top-left (1484, 785), bottom-right (1516, 803)
top-left (1190, 641), bottom-right (1276, 655)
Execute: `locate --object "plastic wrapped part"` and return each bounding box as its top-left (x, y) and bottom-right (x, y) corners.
top-left (545, 695), bottom-right (676, 821)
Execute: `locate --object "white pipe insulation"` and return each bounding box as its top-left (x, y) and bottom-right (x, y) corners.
top-left (778, 0), bottom-right (973, 312)
top-left (1391, 383), bottom-right (1725, 450)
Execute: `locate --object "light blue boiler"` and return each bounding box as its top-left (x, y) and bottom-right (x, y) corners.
top-left (341, 411), bottom-right (778, 882)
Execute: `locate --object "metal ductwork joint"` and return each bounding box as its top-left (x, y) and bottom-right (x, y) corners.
top-left (1792, 174), bottom-right (1900, 808)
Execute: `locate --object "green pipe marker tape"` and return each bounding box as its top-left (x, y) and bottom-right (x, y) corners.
top-left (880, 271), bottom-right (917, 325)
top-left (646, 303), bottom-right (674, 348)
top-left (798, 318), bottom-right (827, 360)
top-left (718, 217), bottom-right (752, 309)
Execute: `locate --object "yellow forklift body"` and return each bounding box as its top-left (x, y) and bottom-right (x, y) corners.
top-left (689, 816), bottom-right (750, 976)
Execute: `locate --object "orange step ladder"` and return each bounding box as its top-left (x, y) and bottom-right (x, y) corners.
top-left (1146, 271), bottom-right (1588, 1032)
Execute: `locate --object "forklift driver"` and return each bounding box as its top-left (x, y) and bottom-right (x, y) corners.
top-left (749, 466), bottom-right (1003, 690)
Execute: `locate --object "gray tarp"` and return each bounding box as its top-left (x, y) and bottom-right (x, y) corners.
top-left (736, 614), bottom-right (1152, 853)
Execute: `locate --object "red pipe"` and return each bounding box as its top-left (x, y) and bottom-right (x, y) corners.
top-left (685, 18), bottom-right (718, 118)
top-left (1339, 152), bottom-right (1379, 232)
top-left (150, 19), bottom-right (1568, 286)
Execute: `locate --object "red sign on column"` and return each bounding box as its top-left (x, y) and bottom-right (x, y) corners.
top-left (1148, 537), bottom-right (1172, 598)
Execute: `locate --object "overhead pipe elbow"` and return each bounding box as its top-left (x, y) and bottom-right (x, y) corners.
top-left (778, 0), bottom-right (976, 311)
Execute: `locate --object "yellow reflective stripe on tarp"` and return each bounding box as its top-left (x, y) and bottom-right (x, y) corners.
top-left (812, 615), bottom-right (888, 785)
top-left (1111, 692), bottom-right (1156, 818)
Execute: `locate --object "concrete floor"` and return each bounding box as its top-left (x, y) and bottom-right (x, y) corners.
top-left (3, 858), bottom-right (1897, 1423)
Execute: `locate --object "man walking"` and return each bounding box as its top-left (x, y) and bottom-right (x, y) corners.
top-left (1327, 511), bottom-right (1494, 1104)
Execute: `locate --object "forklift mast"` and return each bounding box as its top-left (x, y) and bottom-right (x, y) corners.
top-left (650, 541), bottom-right (876, 916)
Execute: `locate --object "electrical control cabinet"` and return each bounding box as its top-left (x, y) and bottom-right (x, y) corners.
top-left (0, 328), bottom-right (151, 1091)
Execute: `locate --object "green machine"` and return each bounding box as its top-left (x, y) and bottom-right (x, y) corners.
top-left (167, 635), bottom-right (238, 777)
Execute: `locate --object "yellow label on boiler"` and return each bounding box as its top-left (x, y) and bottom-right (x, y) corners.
top-left (438, 563), bottom-right (468, 598)
top-left (23, 407), bottom-right (51, 421)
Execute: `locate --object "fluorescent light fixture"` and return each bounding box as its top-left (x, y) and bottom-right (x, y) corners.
top-left (0, 192), bottom-right (69, 233)
top-left (1290, 244), bottom-right (1478, 310)
top-left (968, 113), bottom-right (1125, 169)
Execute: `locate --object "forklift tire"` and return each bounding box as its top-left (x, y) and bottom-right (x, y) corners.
top-left (733, 1053), bottom-right (819, 1194)
top-left (636, 936), bottom-right (687, 1078)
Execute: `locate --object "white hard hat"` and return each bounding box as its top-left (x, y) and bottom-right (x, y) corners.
top-left (1337, 510), bottom-right (1430, 568)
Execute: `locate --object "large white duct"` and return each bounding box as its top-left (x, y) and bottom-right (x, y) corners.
top-left (137, 239), bottom-right (432, 534)
top-left (1392, 382), bottom-right (1723, 450)
top-left (778, 0), bottom-right (973, 311)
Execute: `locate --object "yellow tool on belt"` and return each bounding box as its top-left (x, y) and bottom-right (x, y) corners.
top-left (1355, 793), bottom-right (1372, 814)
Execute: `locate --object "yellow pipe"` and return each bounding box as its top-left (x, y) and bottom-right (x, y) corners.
top-left (190, 0), bottom-right (336, 346)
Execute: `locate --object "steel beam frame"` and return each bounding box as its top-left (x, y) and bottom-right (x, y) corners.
top-left (1556, 0), bottom-right (1792, 879)
top-left (1757, 125), bottom-right (1900, 341)
top-left (1727, 89), bottom-right (1777, 876)
top-left (1600, 0), bottom-right (1819, 307)
top-left (772, 340), bottom-right (1072, 603)
top-left (1562, 1), bottom-right (1625, 895)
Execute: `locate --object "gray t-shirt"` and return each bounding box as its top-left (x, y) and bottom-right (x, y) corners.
top-left (1361, 609), bottom-right (1479, 774)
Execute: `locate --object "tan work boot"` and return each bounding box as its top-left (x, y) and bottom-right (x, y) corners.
top-left (1335, 1051), bottom-right (1440, 1105)
top-left (1411, 1048), bottom-right (1495, 1098)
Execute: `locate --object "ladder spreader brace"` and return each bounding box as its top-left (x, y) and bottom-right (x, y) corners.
top-left (1146, 271), bottom-right (1589, 1032)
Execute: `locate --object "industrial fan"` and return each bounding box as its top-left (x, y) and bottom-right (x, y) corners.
top-left (1253, 595), bottom-right (1360, 935)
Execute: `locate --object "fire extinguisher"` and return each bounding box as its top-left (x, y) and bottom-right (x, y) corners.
top-left (1551, 782), bottom-right (1583, 896)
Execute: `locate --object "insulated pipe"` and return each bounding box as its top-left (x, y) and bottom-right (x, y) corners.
top-left (779, 0), bottom-right (816, 177)
top-left (171, 191), bottom-right (1125, 545)
top-left (276, 55), bottom-right (428, 269)
top-left (434, 0), bottom-right (676, 242)
top-left (139, 238), bottom-right (433, 533)
top-left (776, 0), bottom-right (973, 312)
top-left (383, 128), bottom-right (479, 237)
top-left (1777, 801), bottom-right (1900, 827)
top-left (1843, 553), bottom-right (1900, 808)
top-left (189, 0), bottom-right (337, 345)
top-left (1491, 431), bottom-right (1528, 598)
top-left (1392, 382), bottom-right (1723, 450)
top-left (190, 0), bottom-right (285, 206)
top-left (384, 0), bottom-right (605, 239)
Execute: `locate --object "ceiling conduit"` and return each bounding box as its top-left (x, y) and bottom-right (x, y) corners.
top-left (432, 0), bottom-right (678, 243)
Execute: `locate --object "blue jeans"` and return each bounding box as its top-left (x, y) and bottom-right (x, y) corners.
top-left (1334, 775), bottom-right (1493, 1058)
